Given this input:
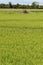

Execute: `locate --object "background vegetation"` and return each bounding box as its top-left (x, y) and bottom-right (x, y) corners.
top-left (0, 2), bottom-right (43, 9)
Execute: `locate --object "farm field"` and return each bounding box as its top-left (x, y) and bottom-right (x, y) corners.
top-left (0, 9), bottom-right (43, 65)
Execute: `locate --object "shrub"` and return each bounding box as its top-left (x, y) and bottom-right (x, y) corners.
top-left (23, 9), bottom-right (28, 13)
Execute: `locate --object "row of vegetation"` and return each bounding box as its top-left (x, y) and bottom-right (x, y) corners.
top-left (0, 2), bottom-right (43, 9)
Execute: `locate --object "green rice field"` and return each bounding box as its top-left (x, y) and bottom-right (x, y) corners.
top-left (0, 9), bottom-right (43, 65)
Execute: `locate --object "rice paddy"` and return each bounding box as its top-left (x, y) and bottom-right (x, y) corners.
top-left (0, 9), bottom-right (43, 65)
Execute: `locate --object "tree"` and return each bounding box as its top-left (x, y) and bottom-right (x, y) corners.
top-left (16, 3), bottom-right (21, 8)
top-left (31, 1), bottom-right (39, 9)
top-left (0, 4), bottom-right (5, 8)
top-left (9, 2), bottom-right (13, 8)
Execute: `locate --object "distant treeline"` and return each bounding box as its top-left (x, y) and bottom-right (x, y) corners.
top-left (0, 2), bottom-right (43, 9)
